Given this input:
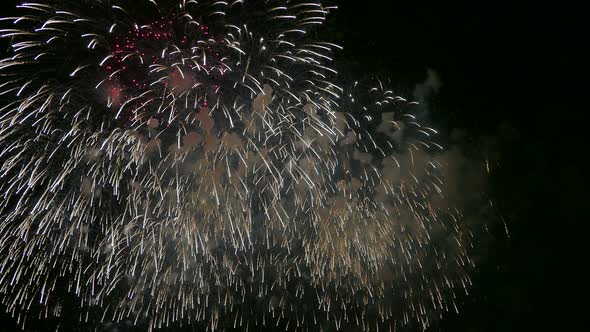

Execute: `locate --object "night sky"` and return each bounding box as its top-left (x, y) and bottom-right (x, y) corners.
top-left (0, 1), bottom-right (576, 331)
top-left (327, 3), bottom-right (575, 331)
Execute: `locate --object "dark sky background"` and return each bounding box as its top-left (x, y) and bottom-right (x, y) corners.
top-left (0, 1), bottom-right (578, 331)
top-left (326, 3), bottom-right (576, 331)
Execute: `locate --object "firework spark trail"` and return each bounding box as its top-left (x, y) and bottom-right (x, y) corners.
top-left (1, 1), bottom-right (483, 330)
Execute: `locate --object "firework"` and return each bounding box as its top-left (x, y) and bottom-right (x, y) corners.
top-left (1, 1), bottom-right (483, 330)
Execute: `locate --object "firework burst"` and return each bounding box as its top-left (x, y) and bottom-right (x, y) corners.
top-left (1, 1), bottom-right (485, 330)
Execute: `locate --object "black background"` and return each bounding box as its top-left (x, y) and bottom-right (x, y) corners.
top-left (0, 1), bottom-right (578, 331)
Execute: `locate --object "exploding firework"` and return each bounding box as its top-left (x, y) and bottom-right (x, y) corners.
top-left (0, 1), bottom-right (487, 331)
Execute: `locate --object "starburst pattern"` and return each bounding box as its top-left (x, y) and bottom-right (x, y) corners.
top-left (1, 1), bottom-right (482, 330)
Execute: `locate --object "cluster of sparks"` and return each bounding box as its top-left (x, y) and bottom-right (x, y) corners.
top-left (0, 1), bottom-right (479, 331)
